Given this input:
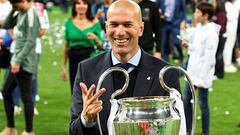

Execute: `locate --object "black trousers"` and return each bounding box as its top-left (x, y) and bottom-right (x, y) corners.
top-left (69, 46), bottom-right (93, 94)
top-left (2, 69), bottom-right (33, 132)
top-left (215, 36), bottom-right (226, 79)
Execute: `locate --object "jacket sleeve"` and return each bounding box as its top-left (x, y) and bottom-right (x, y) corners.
top-left (70, 63), bottom-right (100, 135)
top-left (198, 33), bottom-right (218, 86)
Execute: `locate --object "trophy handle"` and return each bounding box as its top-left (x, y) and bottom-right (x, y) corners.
top-left (159, 65), bottom-right (197, 135)
top-left (95, 67), bottom-right (130, 135)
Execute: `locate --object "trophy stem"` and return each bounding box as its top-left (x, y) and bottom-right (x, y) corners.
top-left (95, 67), bottom-right (129, 135)
top-left (159, 65), bottom-right (197, 135)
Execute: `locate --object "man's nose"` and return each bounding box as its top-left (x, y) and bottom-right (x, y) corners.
top-left (115, 25), bottom-right (126, 36)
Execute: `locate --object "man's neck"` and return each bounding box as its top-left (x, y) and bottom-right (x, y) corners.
top-left (113, 47), bottom-right (140, 63)
top-left (114, 54), bottom-right (134, 63)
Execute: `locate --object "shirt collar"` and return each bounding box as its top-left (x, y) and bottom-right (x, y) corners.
top-left (111, 48), bottom-right (141, 66)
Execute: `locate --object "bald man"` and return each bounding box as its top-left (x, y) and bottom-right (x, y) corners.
top-left (70, 0), bottom-right (180, 134)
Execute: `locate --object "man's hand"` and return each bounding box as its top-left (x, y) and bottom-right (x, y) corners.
top-left (11, 62), bottom-right (20, 73)
top-left (154, 52), bottom-right (161, 59)
top-left (80, 82), bottom-right (106, 123)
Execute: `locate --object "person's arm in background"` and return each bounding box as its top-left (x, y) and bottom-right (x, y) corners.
top-left (0, 20), bottom-right (3, 28)
top-left (87, 19), bottom-right (103, 49)
top-left (61, 40), bottom-right (69, 81)
top-left (61, 20), bottom-right (69, 81)
top-left (38, 9), bottom-right (50, 37)
top-left (2, 10), bottom-right (18, 30)
top-left (1, 9), bottom-right (18, 40)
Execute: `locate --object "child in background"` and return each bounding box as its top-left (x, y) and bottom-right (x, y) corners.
top-left (183, 2), bottom-right (220, 135)
top-left (12, 0), bottom-right (50, 116)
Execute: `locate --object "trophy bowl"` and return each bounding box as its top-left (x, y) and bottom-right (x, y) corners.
top-left (113, 96), bottom-right (180, 135)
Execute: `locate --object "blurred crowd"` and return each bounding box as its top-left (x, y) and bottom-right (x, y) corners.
top-left (0, 0), bottom-right (240, 135)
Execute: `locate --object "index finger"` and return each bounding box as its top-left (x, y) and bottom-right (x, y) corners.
top-left (80, 82), bottom-right (88, 96)
top-left (89, 88), bottom-right (106, 103)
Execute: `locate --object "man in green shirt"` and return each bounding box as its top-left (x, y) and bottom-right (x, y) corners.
top-left (0, 0), bottom-right (40, 135)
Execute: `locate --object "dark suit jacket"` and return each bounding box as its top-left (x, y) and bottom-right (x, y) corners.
top-left (70, 50), bottom-right (180, 135)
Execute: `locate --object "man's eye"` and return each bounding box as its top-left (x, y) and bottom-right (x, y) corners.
top-left (124, 24), bottom-right (132, 28)
top-left (109, 24), bottom-right (117, 27)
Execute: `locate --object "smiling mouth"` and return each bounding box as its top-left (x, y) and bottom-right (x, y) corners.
top-left (114, 38), bottom-right (129, 45)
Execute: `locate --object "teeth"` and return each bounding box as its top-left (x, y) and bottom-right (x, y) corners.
top-left (115, 39), bottom-right (127, 43)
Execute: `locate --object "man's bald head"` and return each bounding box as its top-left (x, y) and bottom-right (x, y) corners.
top-left (107, 0), bottom-right (142, 23)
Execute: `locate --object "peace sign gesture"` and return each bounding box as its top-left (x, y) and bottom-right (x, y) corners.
top-left (80, 82), bottom-right (106, 123)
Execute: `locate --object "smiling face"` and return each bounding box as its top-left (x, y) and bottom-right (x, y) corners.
top-left (75, 0), bottom-right (88, 15)
top-left (106, 0), bottom-right (144, 61)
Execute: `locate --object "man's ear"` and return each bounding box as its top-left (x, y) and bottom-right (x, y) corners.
top-left (139, 22), bottom-right (144, 37)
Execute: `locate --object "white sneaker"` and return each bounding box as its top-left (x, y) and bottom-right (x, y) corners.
top-left (34, 107), bottom-right (39, 116)
top-left (0, 92), bottom-right (3, 100)
top-left (224, 65), bottom-right (237, 73)
top-left (14, 106), bottom-right (22, 116)
top-left (213, 75), bottom-right (219, 80)
top-left (35, 95), bottom-right (40, 102)
top-left (237, 58), bottom-right (240, 65)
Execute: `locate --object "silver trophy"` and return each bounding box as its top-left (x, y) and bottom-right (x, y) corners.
top-left (95, 66), bottom-right (196, 135)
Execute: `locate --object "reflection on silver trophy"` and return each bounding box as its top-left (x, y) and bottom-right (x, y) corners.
top-left (95, 66), bottom-right (197, 135)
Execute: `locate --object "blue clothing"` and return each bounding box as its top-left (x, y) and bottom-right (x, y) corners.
top-left (161, 23), bottom-right (183, 62)
top-left (157, 0), bottom-right (186, 62)
top-left (91, 2), bottom-right (109, 30)
top-left (183, 83), bottom-right (210, 134)
top-left (2, 31), bottom-right (13, 47)
top-left (164, 0), bottom-right (175, 21)
top-left (158, 0), bottom-right (186, 26)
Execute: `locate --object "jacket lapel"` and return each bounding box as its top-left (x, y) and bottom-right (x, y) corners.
top-left (133, 51), bottom-right (155, 96)
top-left (97, 52), bottom-right (114, 113)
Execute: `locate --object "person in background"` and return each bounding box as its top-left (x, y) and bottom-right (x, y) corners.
top-left (0, 0), bottom-right (40, 135)
top-left (133, 0), bottom-right (162, 58)
top-left (0, 0), bottom-right (12, 100)
top-left (180, 16), bottom-right (197, 70)
top-left (183, 2), bottom-right (220, 135)
top-left (69, 0), bottom-right (180, 134)
top-left (92, 0), bottom-right (113, 51)
top-left (11, 0), bottom-right (50, 116)
top-left (157, 0), bottom-right (186, 64)
top-left (59, 0), bottom-right (69, 13)
top-left (223, 0), bottom-right (239, 73)
top-left (235, 8), bottom-right (240, 65)
top-left (0, 0), bottom-right (12, 28)
top-left (61, 0), bottom-right (103, 94)
top-left (213, 0), bottom-right (227, 79)
top-left (92, 0), bottom-right (113, 30)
